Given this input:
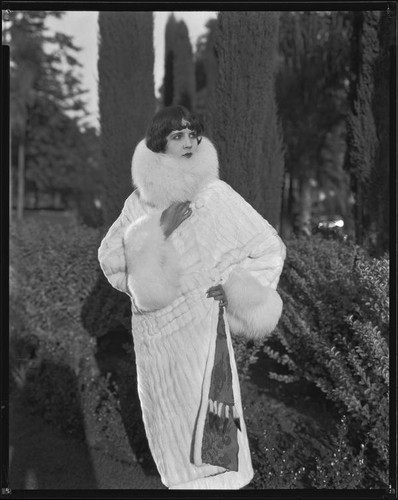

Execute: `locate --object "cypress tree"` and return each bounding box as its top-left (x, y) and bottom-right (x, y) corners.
top-left (163, 14), bottom-right (196, 110)
top-left (209, 12), bottom-right (284, 228)
top-left (277, 12), bottom-right (352, 238)
top-left (344, 10), bottom-right (391, 254)
top-left (163, 14), bottom-right (177, 106)
top-left (194, 19), bottom-right (218, 125)
top-left (86, 12), bottom-right (155, 352)
top-left (368, 11), bottom-right (394, 255)
top-left (98, 12), bottom-right (155, 226)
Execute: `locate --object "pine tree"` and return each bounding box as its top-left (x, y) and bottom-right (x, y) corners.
top-left (98, 12), bottom-right (155, 225)
top-left (208, 12), bottom-right (284, 228)
top-left (6, 11), bottom-right (89, 219)
top-left (163, 14), bottom-right (196, 110)
top-left (344, 11), bottom-right (391, 255)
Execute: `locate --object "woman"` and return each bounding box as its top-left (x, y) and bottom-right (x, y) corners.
top-left (98, 105), bottom-right (286, 489)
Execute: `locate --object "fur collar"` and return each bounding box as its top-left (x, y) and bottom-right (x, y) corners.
top-left (131, 136), bottom-right (219, 209)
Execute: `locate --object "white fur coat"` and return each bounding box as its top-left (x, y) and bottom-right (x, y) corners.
top-left (98, 137), bottom-right (286, 489)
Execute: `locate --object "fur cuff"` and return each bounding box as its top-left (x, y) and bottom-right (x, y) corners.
top-left (224, 268), bottom-right (283, 340)
top-left (123, 214), bottom-right (181, 311)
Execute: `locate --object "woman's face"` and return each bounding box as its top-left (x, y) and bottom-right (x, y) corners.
top-left (165, 120), bottom-right (199, 159)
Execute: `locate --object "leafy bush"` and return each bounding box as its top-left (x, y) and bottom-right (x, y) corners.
top-left (9, 217), bottom-right (148, 466)
top-left (232, 337), bottom-right (263, 381)
top-left (10, 218), bottom-right (389, 489)
top-left (10, 218), bottom-right (102, 337)
top-left (261, 235), bottom-right (389, 487)
top-left (242, 382), bottom-right (367, 489)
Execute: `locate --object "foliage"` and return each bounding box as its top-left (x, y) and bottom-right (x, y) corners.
top-left (209, 11), bottom-right (284, 228)
top-left (277, 11), bottom-right (352, 182)
top-left (305, 415), bottom-right (367, 488)
top-left (344, 11), bottom-right (391, 255)
top-left (368, 11), bottom-right (393, 256)
top-left (232, 338), bottom-right (262, 382)
top-left (6, 11), bottom-right (94, 213)
top-left (73, 127), bottom-right (103, 228)
top-left (7, 10), bottom-right (88, 136)
top-left (98, 11), bottom-right (155, 225)
top-left (243, 382), bottom-right (367, 489)
top-left (163, 14), bottom-right (196, 110)
top-left (9, 217), bottom-right (139, 463)
top-left (10, 216), bottom-right (389, 488)
top-left (24, 98), bottom-right (96, 197)
top-left (277, 11), bottom-right (352, 236)
top-left (194, 18), bottom-right (218, 126)
top-left (10, 218), bottom-right (102, 336)
top-left (261, 235), bottom-right (389, 487)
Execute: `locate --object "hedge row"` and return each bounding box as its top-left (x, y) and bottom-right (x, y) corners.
top-left (9, 218), bottom-right (389, 488)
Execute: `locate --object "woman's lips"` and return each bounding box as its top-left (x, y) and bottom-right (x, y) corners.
top-left (183, 152), bottom-right (193, 158)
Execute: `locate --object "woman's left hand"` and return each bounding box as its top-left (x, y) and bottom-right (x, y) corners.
top-left (207, 284), bottom-right (228, 307)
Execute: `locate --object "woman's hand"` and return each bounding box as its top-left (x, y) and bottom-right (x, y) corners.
top-left (160, 201), bottom-right (192, 239)
top-left (207, 284), bottom-right (228, 307)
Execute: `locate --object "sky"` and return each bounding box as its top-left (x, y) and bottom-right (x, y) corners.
top-left (45, 11), bottom-right (218, 130)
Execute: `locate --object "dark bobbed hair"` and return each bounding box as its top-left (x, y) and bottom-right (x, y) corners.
top-left (145, 105), bottom-right (204, 153)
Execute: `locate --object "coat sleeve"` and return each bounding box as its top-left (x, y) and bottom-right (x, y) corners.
top-left (98, 193), bottom-right (182, 312)
top-left (213, 182), bottom-right (286, 340)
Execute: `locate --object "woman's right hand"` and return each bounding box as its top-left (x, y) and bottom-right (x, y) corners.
top-left (160, 201), bottom-right (192, 239)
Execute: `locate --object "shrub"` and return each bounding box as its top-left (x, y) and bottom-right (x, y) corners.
top-left (10, 217), bottom-right (101, 399)
top-left (261, 235), bottom-right (389, 487)
top-left (306, 415), bottom-right (367, 489)
top-left (242, 381), bottom-right (367, 489)
top-left (232, 337), bottom-right (263, 381)
top-left (10, 218), bottom-right (102, 337)
top-left (9, 217), bottom-right (146, 466)
top-left (10, 218), bottom-right (389, 489)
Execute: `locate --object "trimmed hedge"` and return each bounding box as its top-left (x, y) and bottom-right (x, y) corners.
top-left (10, 219), bottom-right (389, 488)
top-left (10, 217), bottom-right (152, 466)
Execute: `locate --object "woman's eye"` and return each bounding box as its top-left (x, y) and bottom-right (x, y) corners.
top-left (173, 134), bottom-right (181, 140)
top-left (189, 132), bottom-right (197, 139)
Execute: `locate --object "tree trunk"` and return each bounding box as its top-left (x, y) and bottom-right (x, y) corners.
top-left (293, 177), bottom-right (312, 237)
top-left (280, 170), bottom-right (293, 239)
top-left (299, 178), bottom-right (313, 236)
top-left (16, 135), bottom-right (25, 221)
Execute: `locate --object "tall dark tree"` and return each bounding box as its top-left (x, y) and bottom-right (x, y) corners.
top-left (194, 18), bottom-right (218, 125)
top-left (98, 12), bottom-right (155, 225)
top-left (209, 12), bottom-right (284, 228)
top-left (344, 11), bottom-right (393, 255)
top-left (163, 14), bottom-right (196, 110)
top-left (163, 14), bottom-right (176, 107)
top-left (370, 11), bottom-right (395, 255)
top-left (277, 11), bottom-right (352, 237)
top-left (344, 11), bottom-right (379, 248)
